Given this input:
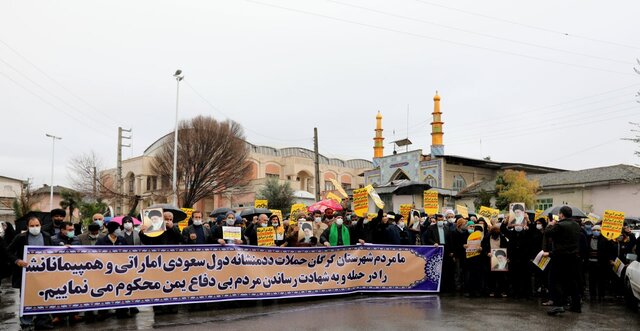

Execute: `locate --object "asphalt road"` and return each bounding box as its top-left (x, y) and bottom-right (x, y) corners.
top-left (1, 281), bottom-right (639, 331)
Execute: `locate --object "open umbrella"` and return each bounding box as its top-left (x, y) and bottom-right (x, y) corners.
top-left (210, 207), bottom-right (233, 218)
top-left (307, 199), bottom-right (343, 213)
top-left (108, 216), bottom-right (142, 225)
top-left (14, 211), bottom-right (51, 233)
top-left (147, 204), bottom-right (187, 222)
top-left (240, 208), bottom-right (272, 219)
top-left (541, 205), bottom-right (587, 218)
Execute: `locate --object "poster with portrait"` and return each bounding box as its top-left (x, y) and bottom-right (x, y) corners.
top-left (142, 207), bottom-right (165, 237)
top-left (509, 203), bottom-right (526, 225)
top-left (297, 221), bottom-right (314, 242)
top-left (490, 248), bottom-right (508, 272)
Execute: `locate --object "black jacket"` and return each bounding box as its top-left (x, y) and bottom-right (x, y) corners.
top-left (544, 218), bottom-right (581, 257)
top-left (140, 226), bottom-right (183, 245)
top-left (7, 231), bottom-right (53, 288)
top-left (385, 225), bottom-right (412, 245)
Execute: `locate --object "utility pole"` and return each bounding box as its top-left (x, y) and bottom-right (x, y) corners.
top-left (313, 127), bottom-right (321, 202)
top-left (116, 127), bottom-right (131, 215)
top-left (45, 134), bottom-right (62, 211)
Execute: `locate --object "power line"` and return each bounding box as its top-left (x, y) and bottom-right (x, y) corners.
top-left (539, 138), bottom-right (619, 166)
top-left (0, 70), bottom-right (113, 139)
top-left (0, 38), bottom-right (121, 126)
top-left (184, 80), bottom-right (313, 143)
top-left (0, 56), bottom-right (116, 133)
top-left (327, 0), bottom-right (631, 65)
top-left (413, 0), bottom-right (640, 50)
top-left (244, 0), bottom-right (634, 76)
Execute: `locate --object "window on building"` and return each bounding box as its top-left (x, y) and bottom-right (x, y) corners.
top-left (152, 176), bottom-right (157, 190)
top-left (425, 175), bottom-right (437, 188)
top-left (342, 183), bottom-right (351, 190)
top-left (535, 198), bottom-right (553, 211)
top-left (128, 175), bottom-right (135, 193)
top-left (452, 175), bottom-right (466, 191)
top-left (325, 181), bottom-right (335, 191)
top-left (146, 177), bottom-right (151, 191)
top-left (266, 173), bottom-right (280, 179)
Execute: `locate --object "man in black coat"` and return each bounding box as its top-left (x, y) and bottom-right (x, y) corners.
top-left (423, 219), bottom-right (454, 292)
top-left (544, 206), bottom-right (582, 315)
top-left (7, 216), bottom-right (54, 329)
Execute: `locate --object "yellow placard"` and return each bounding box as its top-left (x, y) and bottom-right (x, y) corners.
top-left (601, 209), bottom-right (625, 240)
top-left (178, 208), bottom-right (194, 232)
top-left (329, 178), bottom-right (349, 199)
top-left (326, 192), bottom-right (342, 203)
top-left (353, 188), bottom-right (369, 217)
top-left (399, 204), bottom-right (413, 222)
top-left (423, 190), bottom-right (439, 215)
top-left (257, 227), bottom-right (276, 247)
top-left (365, 185), bottom-right (385, 209)
top-left (478, 206), bottom-right (499, 220)
top-left (254, 200), bottom-right (268, 209)
top-left (466, 231), bottom-right (483, 259)
top-left (290, 204), bottom-right (307, 225)
top-left (456, 205), bottom-right (469, 219)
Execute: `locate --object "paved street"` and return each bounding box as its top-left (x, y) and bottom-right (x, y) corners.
top-left (2, 281), bottom-right (638, 331)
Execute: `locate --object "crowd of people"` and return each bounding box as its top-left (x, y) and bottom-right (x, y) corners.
top-left (0, 205), bottom-right (638, 329)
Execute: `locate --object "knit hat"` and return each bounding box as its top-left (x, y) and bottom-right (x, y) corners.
top-left (592, 224), bottom-right (601, 230)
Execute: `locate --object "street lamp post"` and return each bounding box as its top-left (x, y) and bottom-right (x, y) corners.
top-left (172, 70), bottom-right (184, 207)
top-left (45, 133), bottom-right (62, 211)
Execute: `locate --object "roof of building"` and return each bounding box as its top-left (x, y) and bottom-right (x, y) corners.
top-left (143, 132), bottom-right (373, 169)
top-left (0, 175), bottom-right (26, 183)
top-left (459, 164), bottom-right (640, 196)
top-left (437, 154), bottom-right (563, 174)
top-left (33, 185), bottom-right (77, 195)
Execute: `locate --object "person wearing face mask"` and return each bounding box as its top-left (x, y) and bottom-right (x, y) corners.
top-left (502, 214), bottom-right (532, 299)
top-left (608, 223), bottom-right (637, 298)
top-left (246, 214), bottom-right (269, 246)
top-left (182, 211), bottom-right (212, 245)
top-left (49, 208), bottom-right (67, 235)
top-left (96, 221), bottom-right (132, 319)
top-left (353, 210), bottom-right (382, 245)
top-left (444, 210), bottom-right (457, 232)
top-left (78, 222), bottom-right (104, 245)
top-left (530, 218), bottom-right (549, 298)
top-left (139, 211), bottom-right (183, 246)
top-left (423, 214), bottom-right (455, 292)
top-left (312, 210), bottom-right (328, 241)
top-left (320, 215), bottom-right (353, 247)
top-left (92, 213), bottom-right (108, 236)
top-left (585, 224), bottom-right (610, 302)
top-left (269, 215), bottom-right (288, 247)
top-left (214, 212), bottom-right (247, 245)
top-left (120, 216), bottom-right (141, 245)
top-left (50, 221), bottom-right (80, 246)
top-left (8, 217), bottom-right (55, 330)
top-left (483, 225), bottom-right (509, 298)
top-left (385, 215), bottom-right (411, 245)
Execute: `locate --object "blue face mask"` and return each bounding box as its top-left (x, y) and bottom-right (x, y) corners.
top-left (66, 231), bottom-right (75, 239)
top-left (592, 231), bottom-right (600, 237)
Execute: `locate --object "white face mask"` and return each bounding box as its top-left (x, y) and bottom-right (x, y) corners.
top-left (363, 219), bottom-right (369, 225)
top-left (314, 217), bottom-right (322, 223)
top-left (272, 222), bottom-right (279, 227)
top-left (226, 219), bottom-right (235, 226)
top-left (335, 219), bottom-right (344, 226)
top-left (29, 226), bottom-right (41, 236)
top-left (260, 223), bottom-right (268, 227)
top-left (536, 224), bottom-right (543, 230)
top-left (114, 229), bottom-right (123, 237)
top-left (89, 234), bottom-right (98, 239)
top-left (514, 226), bottom-right (523, 232)
top-left (436, 221), bottom-right (444, 227)
top-left (397, 221), bottom-right (405, 229)
top-left (193, 220), bottom-right (203, 226)
top-left (123, 223), bottom-right (133, 230)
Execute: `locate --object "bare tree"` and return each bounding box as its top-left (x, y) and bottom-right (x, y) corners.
top-left (68, 151), bottom-right (119, 200)
top-left (152, 115), bottom-right (252, 208)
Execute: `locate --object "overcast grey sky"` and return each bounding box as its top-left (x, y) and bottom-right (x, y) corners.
top-left (1, 0), bottom-right (639, 189)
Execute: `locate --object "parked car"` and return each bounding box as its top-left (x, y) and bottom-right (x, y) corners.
top-left (625, 260), bottom-right (640, 310)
